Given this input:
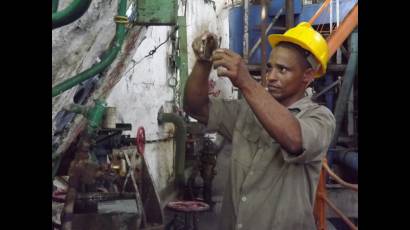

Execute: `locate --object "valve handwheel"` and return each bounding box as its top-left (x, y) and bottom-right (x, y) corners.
top-left (136, 126), bottom-right (145, 155)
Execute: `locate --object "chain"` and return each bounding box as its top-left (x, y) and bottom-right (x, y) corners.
top-left (122, 26), bottom-right (179, 79)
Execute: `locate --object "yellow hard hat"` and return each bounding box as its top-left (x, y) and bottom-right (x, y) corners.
top-left (268, 22), bottom-right (329, 78)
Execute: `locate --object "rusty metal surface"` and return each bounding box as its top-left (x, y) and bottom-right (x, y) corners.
top-left (55, 127), bottom-right (151, 227)
top-left (60, 144), bottom-right (146, 229)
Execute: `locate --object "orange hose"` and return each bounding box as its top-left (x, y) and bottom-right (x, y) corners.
top-left (323, 161), bottom-right (358, 191)
top-left (314, 168), bottom-right (327, 230)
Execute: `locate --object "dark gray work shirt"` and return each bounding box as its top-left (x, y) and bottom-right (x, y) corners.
top-left (207, 96), bottom-right (335, 230)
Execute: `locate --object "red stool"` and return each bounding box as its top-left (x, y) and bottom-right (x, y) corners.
top-left (166, 200), bottom-right (210, 230)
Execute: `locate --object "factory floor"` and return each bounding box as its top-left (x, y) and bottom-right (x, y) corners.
top-left (164, 143), bottom-right (232, 230)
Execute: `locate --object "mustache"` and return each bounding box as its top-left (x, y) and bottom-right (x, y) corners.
top-left (267, 84), bottom-right (281, 89)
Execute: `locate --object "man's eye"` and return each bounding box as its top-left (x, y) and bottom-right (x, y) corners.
top-left (279, 67), bottom-right (287, 73)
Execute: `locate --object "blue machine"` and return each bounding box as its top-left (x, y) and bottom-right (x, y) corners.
top-left (229, 1), bottom-right (302, 65)
top-left (268, 0), bottom-right (302, 17)
top-left (229, 5), bottom-right (273, 64)
top-left (229, 5), bottom-right (244, 55)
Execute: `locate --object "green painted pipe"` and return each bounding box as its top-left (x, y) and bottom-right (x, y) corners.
top-left (177, 16), bottom-right (188, 108)
top-left (62, 100), bottom-right (107, 134)
top-left (52, 0), bottom-right (59, 13)
top-left (158, 112), bottom-right (187, 189)
top-left (52, 0), bottom-right (92, 29)
top-left (52, 0), bottom-right (127, 97)
top-left (52, 150), bottom-right (62, 180)
top-left (86, 99), bottom-right (107, 134)
top-left (52, 100), bottom-right (107, 181)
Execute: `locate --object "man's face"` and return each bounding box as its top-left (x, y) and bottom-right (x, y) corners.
top-left (265, 46), bottom-right (313, 105)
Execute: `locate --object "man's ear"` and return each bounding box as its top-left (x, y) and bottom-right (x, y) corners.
top-left (303, 68), bottom-right (315, 85)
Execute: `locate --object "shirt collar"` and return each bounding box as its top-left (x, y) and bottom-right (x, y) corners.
top-left (287, 95), bottom-right (314, 112)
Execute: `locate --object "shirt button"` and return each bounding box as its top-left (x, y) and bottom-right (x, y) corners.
top-left (238, 223), bottom-right (243, 229)
top-left (241, 196), bottom-right (247, 202)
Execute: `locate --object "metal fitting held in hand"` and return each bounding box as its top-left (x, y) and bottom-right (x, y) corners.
top-left (192, 31), bottom-right (220, 62)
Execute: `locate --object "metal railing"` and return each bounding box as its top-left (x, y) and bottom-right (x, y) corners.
top-left (315, 159), bottom-right (358, 230)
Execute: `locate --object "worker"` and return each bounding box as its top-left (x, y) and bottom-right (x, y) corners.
top-left (184, 22), bottom-right (336, 230)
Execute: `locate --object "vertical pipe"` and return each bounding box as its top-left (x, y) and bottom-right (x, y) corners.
top-left (243, 0), bottom-right (249, 62)
top-left (52, 0), bottom-right (59, 13)
top-left (324, 74), bottom-right (334, 111)
top-left (52, 152), bottom-right (62, 180)
top-left (86, 99), bottom-right (107, 135)
top-left (249, 7), bottom-right (283, 59)
top-left (336, 0), bottom-right (342, 64)
top-left (158, 112), bottom-right (187, 189)
top-left (325, 74), bottom-right (335, 171)
top-left (178, 16), bottom-right (188, 108)
top-left (102, 107), bottom-right (117, 129)
top-left (260, 0), bottom-right (268, 87)
top-left (347, 84), bottom-right (355, 136)
top-left (329, 0), bottom-right (333, 34)
top-left (330, 31), bottom-right (358, 148)
top-left (285, 0), bottom-right (294, 29)
top-left (346, 11), bottom-right (354, 137)
top-left (335, 0), bottom-right (343, 136)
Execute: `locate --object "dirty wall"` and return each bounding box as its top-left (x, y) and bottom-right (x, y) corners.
top-left (52, 0), bottom-right (236, 197)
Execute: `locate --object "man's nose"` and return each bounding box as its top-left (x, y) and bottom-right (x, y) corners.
top-left (266, 70), bottom-right (277, 82)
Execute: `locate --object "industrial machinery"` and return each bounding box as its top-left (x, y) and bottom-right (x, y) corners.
top-left (52, 102), bottom-right (163, 230)
top-left (52, 0), bottom-right (358, 229)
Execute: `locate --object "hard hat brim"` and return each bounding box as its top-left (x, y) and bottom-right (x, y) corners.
top-left (268, 34), bottom-right (326, 78)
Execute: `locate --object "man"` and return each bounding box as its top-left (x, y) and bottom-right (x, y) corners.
top-left (184, 22), bottom-right (335, 230)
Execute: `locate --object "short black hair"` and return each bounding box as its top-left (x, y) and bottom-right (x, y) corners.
top-left (275, 42), bottom-right (312, 69)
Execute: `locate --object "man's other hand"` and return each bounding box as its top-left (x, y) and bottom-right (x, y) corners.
top-left (211, 48), bottom-right (252, 88)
